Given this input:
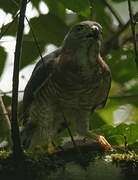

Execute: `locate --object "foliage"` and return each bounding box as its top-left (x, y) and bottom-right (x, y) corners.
top-left (0, 47), bottom-right (6, 77)
top-left (0, 0), bottom-right (138, 149)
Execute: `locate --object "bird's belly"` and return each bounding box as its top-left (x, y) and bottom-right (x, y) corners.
top-left (57, 83), bottom-right (99, 110)
top-left (34, 70), bottom-right (107, 111)
top-left (56, 73), bottom-right (109, 110)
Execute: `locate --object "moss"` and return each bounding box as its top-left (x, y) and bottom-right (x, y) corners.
top-left (0, 143), bottom-right (138, 180)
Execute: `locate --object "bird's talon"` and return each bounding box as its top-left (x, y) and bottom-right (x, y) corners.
top-left (98, 135), bottom-right (113, 151)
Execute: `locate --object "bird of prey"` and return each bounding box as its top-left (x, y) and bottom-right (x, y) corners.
top-left (22, 21), bottom-right (111, 152)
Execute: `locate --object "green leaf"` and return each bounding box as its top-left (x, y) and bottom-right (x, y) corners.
top-left (112, 0), bottom-right (138, 2)
top-left (44, 0), bottom-right (66, 19)
top-left (96, 98), bottom-right (119, 125)
top-left (31, 0), bottom-right (40, 9)
top-left (0, 18), bottom-right (18, 37)
top-left (107, 46), bottom-right (137, 84)
top-left (0, 46), bottom-right (7, 77)
top-left (94, 125), bottom-right (123, 145)
top-left (0, 0), bottom-right (19, 14)
top-left (124, 77), bottom-right (138, 95)
top-left (104, 123), bottom-right (138, 145)
top-left (26, 13), bottom-right (68, 45)
top-left (20, 40), bottom-right (45, 69)
top-left (95, 95), bottom-right (138, 126)
top-left (94, 123), bottom-right (138, 145)
top-left (20, 13), bottom-right (69, 69)
top-left (59, 0), bottom-right (91, 17)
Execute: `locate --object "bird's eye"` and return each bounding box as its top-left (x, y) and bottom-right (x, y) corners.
top-left (76, 25), bottom-right (84, 31)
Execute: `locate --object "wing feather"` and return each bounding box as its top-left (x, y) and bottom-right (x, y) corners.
top-left (23, 48), bottom-right (61, 115)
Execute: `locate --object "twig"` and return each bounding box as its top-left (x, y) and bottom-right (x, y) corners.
top-left (103, 11), bottom-right (138, 55)
top-left (0, 0), bottom-right (30, 40)
top-left (103, 0), bottom-right (123, 27)
top-left (25, 17), bottom-right (45, 68)
top-left (121, 33), bottom-right (138, 45)
top-left (1, 90), bottom-right (138, 99)
top-left (0, 96), bottom-right (11, 146)
top-left (62, 113), bottom-right (77, 148)
top-left (127, 0), bottom-right (138, 71)
top-left (89, 0), bottom-right (123, 26)
top-left (0, 90), bottom-right (24, 96)
top-left (62, 113), bottom-right (82, 156)
top-left (109, 93), bottom-right (138, 99)
top-left (88, 0), bottom-right (93, 18)
top-left (7, 0), bottom-right (45, 68)
top-left (11, 0), bottom-right (28, 160)
top-left (0, 12), bottom-right (18, 40)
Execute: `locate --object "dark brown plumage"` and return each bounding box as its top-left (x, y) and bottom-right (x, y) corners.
top-left (22, 21), bottom-right (111, 150)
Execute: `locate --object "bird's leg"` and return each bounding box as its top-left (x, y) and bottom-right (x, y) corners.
top-left (62, 113), bottom-right (80, 151)
top-left (75, 119), bottom-right (112, 151)
top-left (75, 118), bottom-right (91, 139)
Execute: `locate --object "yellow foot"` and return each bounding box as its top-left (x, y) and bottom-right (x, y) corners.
top-left (84, 131), bottom-right (113, 152)
top-left (97, 135), bottom-right (113, 151)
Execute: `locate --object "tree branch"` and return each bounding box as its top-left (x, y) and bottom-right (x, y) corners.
top-left (88, 0), bottom-right (93, 18)
top-left (103, 11), bottom-right (138, 55)
top-left (0, 13), bottom-right (18, 40)
top-left (109, 93), bottom-right (138, 99)
top-left (103, 0), bottom-right (123, 27)
top-left (0, 0), bottom-right (30, 40)
top-left (0, 90), bottom-right (24, 96)
top-left (2, 0), bottom-right (45, 69)
top-left (11, 0), bottom-right (28, 161)
top-left (0, 96), bottom-right (11, 147)
top-left (128, 0), bottom-right (138, 71)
